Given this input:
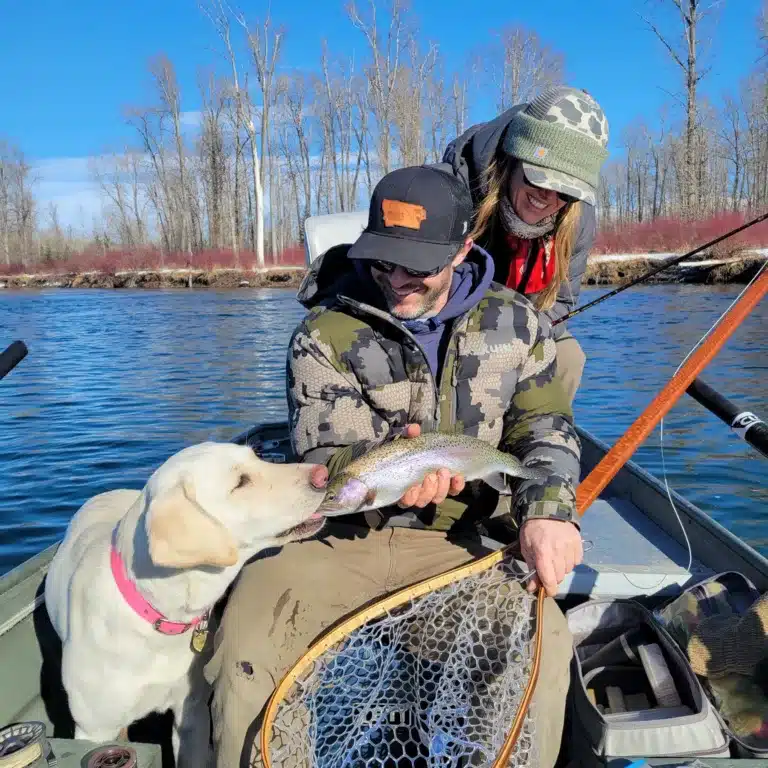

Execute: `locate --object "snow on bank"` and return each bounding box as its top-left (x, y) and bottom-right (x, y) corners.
top-left (590, 248), bottom-right (768, 265)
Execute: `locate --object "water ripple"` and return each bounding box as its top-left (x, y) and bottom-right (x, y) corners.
top-left (0, 284), bottom-right (766, 575)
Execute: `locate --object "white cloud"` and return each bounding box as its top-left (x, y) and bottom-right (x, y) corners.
top-left (32, 157), bottom-right (104, 231)
top-left (180, 110), bottom-right (204, 130)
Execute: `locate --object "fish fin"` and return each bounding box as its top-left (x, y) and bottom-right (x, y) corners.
top-left (484, 473), bottom-right (513, 495)
top-left (364, 488), bottom-right (377, 505)
top-left (519, 465), bottom-right (551, 482)
top-left (501, 454), bottom-right (552, 483)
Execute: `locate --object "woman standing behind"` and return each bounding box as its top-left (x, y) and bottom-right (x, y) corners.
top-left (440, 85), bottom-right (609, 403)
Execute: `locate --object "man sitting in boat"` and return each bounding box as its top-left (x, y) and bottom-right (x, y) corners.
top-left (205, 164), bottom-right (583, 768)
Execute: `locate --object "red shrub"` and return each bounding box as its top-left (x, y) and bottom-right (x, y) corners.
top-left (1, 244), bottom-right (308, 276)
top-left (594, 213), bottom-right (768, 255)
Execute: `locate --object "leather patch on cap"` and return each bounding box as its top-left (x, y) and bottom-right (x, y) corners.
top-left (382, 199), bottom-right (427, 230)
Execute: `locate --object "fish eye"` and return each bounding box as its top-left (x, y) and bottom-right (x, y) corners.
top-left (327, 492), bottom-right (336, 500)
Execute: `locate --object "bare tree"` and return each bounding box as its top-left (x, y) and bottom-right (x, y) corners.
top-left (0, 142), bottom-right (37, 265)
top-left (348, 0), bottom-right (411, 175)
top-left (200, 0), bottom-right (265, 265)
top-left (126, 105), bottom-right (174, 259)
top-left (640, 0), bottom-right (719, 217)
top-left (149, 54), bottom-right (193, 255)
top-left (198, 71), bottom-right (229, 250)
top-left (235, 10), bottom-right (284, 258)
top-left (280, 72), bottom-right (313, 235)
top-left (0, 142), bottom-right (11, 266)
top-left (319, 46), bottom-right (367, 211)
top-left (450, 72), bottom-right (469, 139)
top-left (480, 25), bottom-right (564, 112)
top-left (391, 38), bottom-right (438, 166)
top-left (91, 150), bottom-right (148, 246)
top-left (719, 93), bottom-right (745, 212)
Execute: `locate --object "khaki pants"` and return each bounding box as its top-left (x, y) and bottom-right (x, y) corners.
top-left (205, 525), bottom-right (573, 768)
top-left (555, 334), bottom-right (586, 404)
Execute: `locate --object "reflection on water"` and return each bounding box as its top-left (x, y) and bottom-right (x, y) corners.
top-left (0, 284), bottom-right (766, 574)
top-left (570, 284), bottom-right (767, 551)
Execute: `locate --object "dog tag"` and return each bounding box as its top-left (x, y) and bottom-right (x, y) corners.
top-left (191, 615), bottom-right (210, 654)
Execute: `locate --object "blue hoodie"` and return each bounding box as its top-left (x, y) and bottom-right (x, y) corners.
top-left (400, 246), bottom-right (495, 380)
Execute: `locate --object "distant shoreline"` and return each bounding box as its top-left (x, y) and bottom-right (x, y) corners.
top-left (0, 252), bottom-right (765, 290)
top-left (0, 265), bottom-right (306, 290)
top-left (584, 250), bottom-right (767, 287)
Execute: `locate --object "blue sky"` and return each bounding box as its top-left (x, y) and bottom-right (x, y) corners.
top-left (0, 0), bottom-right (761, 227)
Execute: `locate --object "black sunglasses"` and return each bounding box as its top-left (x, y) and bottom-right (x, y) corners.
top-left (522, 175), bottom-right (578, 205)
top-left (369, 260), bottom-right (446, 279)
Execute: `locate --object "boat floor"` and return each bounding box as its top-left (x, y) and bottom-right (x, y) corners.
top-left (560, 494), bottom-right (712, 600)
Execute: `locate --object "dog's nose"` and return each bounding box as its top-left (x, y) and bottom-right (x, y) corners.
top-left (309, 464), bottom-right (328, 490)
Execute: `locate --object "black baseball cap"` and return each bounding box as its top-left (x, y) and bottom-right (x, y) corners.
top-left (348, 165), bottom-right (473, 272)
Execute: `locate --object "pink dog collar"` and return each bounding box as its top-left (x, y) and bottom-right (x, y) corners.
top-left (110, 531), bottom-right (205, 635)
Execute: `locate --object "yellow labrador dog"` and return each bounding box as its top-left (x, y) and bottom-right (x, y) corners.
top-left (44, 441), bottom-right (326, 767)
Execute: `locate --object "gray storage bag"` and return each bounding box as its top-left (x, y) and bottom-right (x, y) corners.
top-left (565, 598), bottom-right (731, 767)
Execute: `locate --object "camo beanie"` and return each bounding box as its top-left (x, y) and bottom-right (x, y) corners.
top-left (502, 86), bottom-right (609, 206)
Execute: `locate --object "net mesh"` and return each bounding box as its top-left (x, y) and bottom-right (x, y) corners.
top-left (259, 561), bottom-right (539, 768)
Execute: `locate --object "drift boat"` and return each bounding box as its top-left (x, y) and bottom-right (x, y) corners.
top-left (0, 215), bottom-right (766, 768)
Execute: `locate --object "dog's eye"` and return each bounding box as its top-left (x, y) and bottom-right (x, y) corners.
top-left (234, 474), bottom-right (250, 490)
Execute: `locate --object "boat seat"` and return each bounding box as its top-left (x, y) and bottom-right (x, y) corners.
top-left (304, 210), bottom-right (368, 263)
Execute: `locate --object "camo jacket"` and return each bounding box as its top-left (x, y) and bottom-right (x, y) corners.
top-left (286, 245), bottom-right (582, 535)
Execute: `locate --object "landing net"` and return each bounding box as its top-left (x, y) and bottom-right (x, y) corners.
top-left (259, 558), bottom-right (541, 768)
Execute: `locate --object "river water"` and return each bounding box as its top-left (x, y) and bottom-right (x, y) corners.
top-left (1, 284), bottom-right (766, 575)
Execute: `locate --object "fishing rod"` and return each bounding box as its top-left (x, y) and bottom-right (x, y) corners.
top-left (553, 209), bottom-right (768, 327)
top-left (0, 340), bottom-right (27, 381)
top-left (686, 377), bottom-right (768, 460)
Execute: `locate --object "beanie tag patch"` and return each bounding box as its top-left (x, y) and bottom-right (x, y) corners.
top-left (534, 146), bottom-right (548, 160)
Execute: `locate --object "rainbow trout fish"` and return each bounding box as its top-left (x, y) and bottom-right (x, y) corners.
top-left (317, 432), bottom-right (551, 516)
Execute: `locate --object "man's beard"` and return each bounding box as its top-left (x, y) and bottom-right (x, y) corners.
top-left (375, 276), bottom-right (450, 320)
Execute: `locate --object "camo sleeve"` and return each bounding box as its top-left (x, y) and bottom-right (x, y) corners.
top-left (499, 315), bottom-right (582, 527)
top-left (286, 320), bottom-right (390, 477)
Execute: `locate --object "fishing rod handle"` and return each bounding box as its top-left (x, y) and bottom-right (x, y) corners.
top-left (687, 377), bottom-right (768, 460)
top-left (0, 340), bottom-right (28, 380)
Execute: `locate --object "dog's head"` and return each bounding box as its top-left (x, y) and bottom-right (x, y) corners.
top-left (143, 442), bottom-right (326, 570)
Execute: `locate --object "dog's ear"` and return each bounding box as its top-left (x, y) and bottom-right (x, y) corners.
top-left (147, 475), bottom-right (239, 569)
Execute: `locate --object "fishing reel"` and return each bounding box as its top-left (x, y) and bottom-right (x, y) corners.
top-left (0, 721), bottom-right (55, 768)
top-left (85, 745), bottom-right (137, 768)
